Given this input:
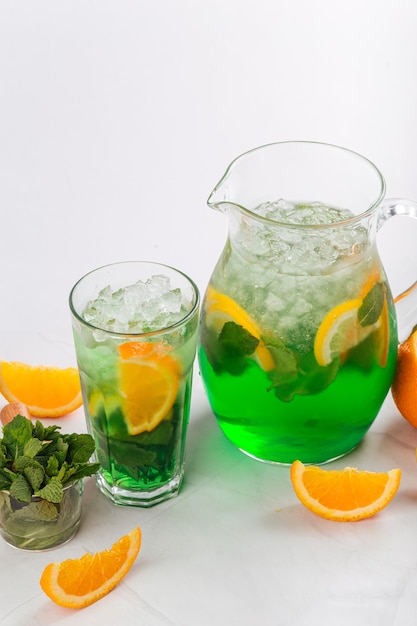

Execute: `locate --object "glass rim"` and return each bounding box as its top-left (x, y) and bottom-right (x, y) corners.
top-left (69, 260), bottom-right (200, 338)
top-left (208, 140), bottom-right (387, 230)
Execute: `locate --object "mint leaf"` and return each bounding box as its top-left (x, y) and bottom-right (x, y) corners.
top-left (268, 349), bottom-right (339, 401)
top-left (11, 499), bottom-right (59, 522)
top-left (15, 456), bottom-right (45, 493)
top-left (216, 321), bottom-right (260, 375)
top-left (264, 338), bottom-right (298, 388)
top-left (42, 424), bottom-right (61, 440)
top-left (44, 437), bottom-right (69, 465)
top-left (32, 420), bottom-right (45, 441)
top-left (23, 438), bottom-right (43, 459)
top-left (0, 445), bottom-right (7, 467)
top-left (36, 480), bottom-right (63, 504)
top-left (66, 433), bottom-right (96, 464)
top-left (358, 282), bottom-right (384, 327)
top-left (2, 415), bottom-right (32, 458)
top-left (0, 468), bottom-right (13, 491)
top-left (23, 463), bottom-right (45, 492)
top-left (61, 463), bottom-right (100, 486)
top-left (45, 455), bottom-right (59, 478)
top-left (10, 474), bottom-right (32, 503)
top-left (219, 321), bottom-right (259, 356)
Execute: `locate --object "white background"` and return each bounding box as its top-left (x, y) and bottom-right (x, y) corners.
top-left (1, 2), bottom-right (417, 625)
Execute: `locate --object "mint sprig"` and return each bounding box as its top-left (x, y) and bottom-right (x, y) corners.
top-left (204, 321), bottom-right (260, 375)
top-left (0, 415), bottom-right (99, 504)
top-left (358, 282), bottom-right (385, 327)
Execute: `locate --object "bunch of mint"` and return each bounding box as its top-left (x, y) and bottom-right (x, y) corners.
top-left (0, 415), bottom-right (99, 504)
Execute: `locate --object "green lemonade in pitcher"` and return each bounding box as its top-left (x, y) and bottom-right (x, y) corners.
top-left (198, 201), bottom-right (398, 464)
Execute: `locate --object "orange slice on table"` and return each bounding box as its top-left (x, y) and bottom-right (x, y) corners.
top-left (40, 527), bottom-right (142, 609)
top-left (204, 286), bottom-right (275, 371)
top-left (117, 341), bottom-right (180, 435)
top-left (290, 460), bottom-right (401, 522)
top-left (0, 361), bottom-right (82, 418)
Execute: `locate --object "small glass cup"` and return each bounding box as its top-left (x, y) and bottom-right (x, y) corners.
top-left (69, 261), bottom-right (200, 507)
top-left (0, 480), bottom-right (83, 551)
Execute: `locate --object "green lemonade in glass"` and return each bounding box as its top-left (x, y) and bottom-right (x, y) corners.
top-left (198, 201), bottom-right (398, 464)
top-left (70, 262), bottom-right (199, 507)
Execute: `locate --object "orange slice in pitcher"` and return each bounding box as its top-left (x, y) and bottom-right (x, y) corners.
top-left (204, 286), bottom-right (275, 371)
top-left (117, 342), bottom-right (180, 435)
top-left (314, 299), bottom-right (363, 366)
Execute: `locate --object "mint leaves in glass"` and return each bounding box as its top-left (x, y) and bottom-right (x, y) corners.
top-left (0, 415), bottom-right (99, 550)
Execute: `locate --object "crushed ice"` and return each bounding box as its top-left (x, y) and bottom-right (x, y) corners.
top-left (238, 200), bottom-right (368, 273)
top-left (82, 274), bottom-right (186, 333)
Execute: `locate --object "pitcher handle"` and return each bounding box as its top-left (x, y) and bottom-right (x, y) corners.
top-left (378, 198), bottom-right (417, 340)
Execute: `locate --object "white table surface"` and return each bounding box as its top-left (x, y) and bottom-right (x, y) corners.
top-left (1, 1), bottom-right (417, 625)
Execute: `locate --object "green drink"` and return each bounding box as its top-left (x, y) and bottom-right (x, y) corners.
top-left (198, 201), bottom-right (398, 464)
top-left (70, 261), bottom-right (199, 507)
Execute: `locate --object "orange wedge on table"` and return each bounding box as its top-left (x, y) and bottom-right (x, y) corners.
top-left (204, 286), bottom-right (275, 371)
top-left (117, 341), bottom-right (180, 435)
top-left (0, 361), bottom-right (82, 417)
top-left (290, 460), bottom-right (401, 522)
top-left (40, 527), bottom-right (142, 609)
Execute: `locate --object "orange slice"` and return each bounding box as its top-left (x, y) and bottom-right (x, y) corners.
top-left (204, 286), bottom-right (274, 371)
top-left (391, 328), bottom-right (417, 427)
top-left (40, 527), bottom-right (142, 609)
top-left (290, 460), bottom-right (401, 522)
top-left (118, 341), bottom-right (172, 361)
top-left (314, 299), bottom-right (363, 366)
top-left (117, 342), bottom-right (180, 435)
top-left (0, 361), bottom-right (82, 418)
top-left (313, 293), bottom-right (385, 367)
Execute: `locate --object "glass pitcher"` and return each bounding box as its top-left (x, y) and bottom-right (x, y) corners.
top-left (198, 141), bottom-right (417, 465)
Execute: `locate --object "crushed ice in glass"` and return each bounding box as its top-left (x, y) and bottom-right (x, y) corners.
top-left (82, 274), bottom-right (187, 333)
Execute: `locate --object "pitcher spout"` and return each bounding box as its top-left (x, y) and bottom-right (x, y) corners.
top-left (207, 159), bottom-right (243, 212)
top-left (207, 180), bottom-right (235, 212)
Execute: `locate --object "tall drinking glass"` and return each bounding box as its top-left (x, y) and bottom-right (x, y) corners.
top-left (69, 261), bottom-right (199, 507)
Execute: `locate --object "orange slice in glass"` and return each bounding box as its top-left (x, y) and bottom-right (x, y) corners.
top-left (117, 342), bottom-right (180, 435)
